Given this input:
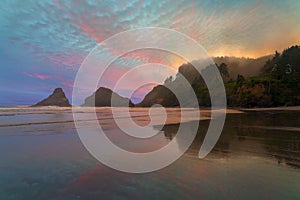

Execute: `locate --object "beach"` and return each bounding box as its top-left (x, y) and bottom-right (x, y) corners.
top-left (0, 107), bottom-right (299, 199)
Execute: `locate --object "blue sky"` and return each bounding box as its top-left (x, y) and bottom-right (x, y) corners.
top-left (0, 0), bottom-right (300, 105)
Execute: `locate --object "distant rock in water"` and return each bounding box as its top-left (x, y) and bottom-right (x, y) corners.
top-left (32, 88), bottom-right (71, 107)
top-left (82, 87), bottom-right (134, 107)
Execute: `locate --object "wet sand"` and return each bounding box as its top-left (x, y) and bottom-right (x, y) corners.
top-left (239, 106), bottom-right (300, 111)
top-left (0, 107), bottom-right (299, 199)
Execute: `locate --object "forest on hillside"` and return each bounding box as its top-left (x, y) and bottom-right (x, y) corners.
top-left (138, 46), bottom-right (300, 107)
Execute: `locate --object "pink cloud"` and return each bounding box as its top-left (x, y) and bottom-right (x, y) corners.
top-left (44, 52), bottom-right (85, 69)
top-left (79, 22), bottom-right (103, 43)
top-left (22, 72), bottom-right (55, 80)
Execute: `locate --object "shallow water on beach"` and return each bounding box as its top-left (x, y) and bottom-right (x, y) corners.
top-left (0, 107), bottom-right (299, 199)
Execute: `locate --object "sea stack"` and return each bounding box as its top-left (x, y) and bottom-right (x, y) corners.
top-left (32, 88), bottom-right (71, 107)
top-left (82, 87), bottom-right (134, 107)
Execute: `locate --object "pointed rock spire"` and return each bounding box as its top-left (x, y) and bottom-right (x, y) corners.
top-left (32, 88), bottom-right (71, 107)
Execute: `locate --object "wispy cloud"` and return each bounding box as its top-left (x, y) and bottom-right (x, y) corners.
top-left (22, 72), bottom-right (56, 80)
top-left (1, 0), bottom-right (300, 105)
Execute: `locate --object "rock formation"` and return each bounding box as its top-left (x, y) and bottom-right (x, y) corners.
top-left (32, 88), bottom-right (71, 107)
top-left (82, 87), bottom-right (134, 107)
top-left (137, 85), bottom-right (179, 107)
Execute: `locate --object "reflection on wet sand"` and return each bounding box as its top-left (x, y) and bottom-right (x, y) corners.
top-left (163, 110), bottom-right (300, 169)
top-left (0, 108), bottom-right (300, 199)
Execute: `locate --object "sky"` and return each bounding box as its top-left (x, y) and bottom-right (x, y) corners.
top-left (0, 0), bottom-right (300, 105)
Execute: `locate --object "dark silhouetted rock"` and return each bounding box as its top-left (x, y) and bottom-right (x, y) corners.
top-left (137, 85), bottom-right (179, 107)
top-left (82, 87), bottom-right (134, 107)
top-left (32, 88), bottom-right (71, 107)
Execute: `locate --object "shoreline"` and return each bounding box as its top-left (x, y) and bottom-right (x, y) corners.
top-left (1, 105), bottom-right (300, 111)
